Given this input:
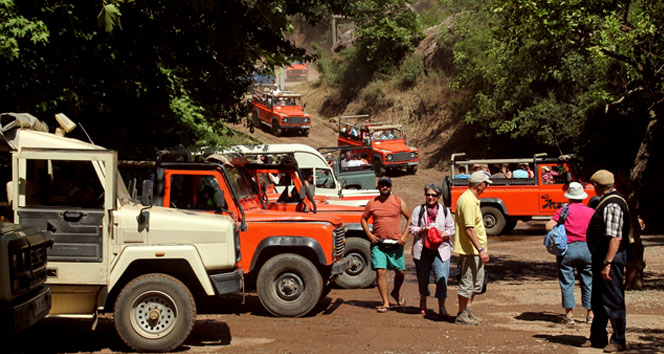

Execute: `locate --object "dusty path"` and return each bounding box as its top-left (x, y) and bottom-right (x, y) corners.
top-left (9, 82), bottom-right (664, 354)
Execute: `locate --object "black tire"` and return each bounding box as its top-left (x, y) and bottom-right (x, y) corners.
top-left (256, 253), bottom-right (323, 317)
top-left (302, 129), bottom-right (310, 137)
top-left (252, 111), bottom-right (261, 129)
top-left (334, 238), bottom-right (375, 289)
top-left (407, 165), bottom-right (418, 174)
top-left (373, 159), bottom-right (386, 177)
top-left (441, 176), bottom-right (452, 207)
top-left (481, 206), bottom-right (506, 236)
top-left (504, 219), bottom-right (518, 234)
top-left (270, 120), bottom-right (282, 136)
top-left (114, 274), bottom-right (196, 353)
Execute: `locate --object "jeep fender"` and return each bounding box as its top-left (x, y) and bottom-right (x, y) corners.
top-left (250, 236), bottom-right (327, 273)
top-left (478, 198), bottom-right (509, 216)
top-left (345, 222), bottom-right (371, 234)
top-left (109, 245), bottom-right (216, 296)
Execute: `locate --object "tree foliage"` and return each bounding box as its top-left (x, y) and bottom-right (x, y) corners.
top-left (0, 0), bottom-right (349, 158)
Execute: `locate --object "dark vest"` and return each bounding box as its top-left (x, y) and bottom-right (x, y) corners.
top-left (586, 190), bottom-right (630, 256)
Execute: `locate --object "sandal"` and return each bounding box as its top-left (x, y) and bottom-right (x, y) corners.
top-left (391, 291), bottom-right (406, 307)
top-left (377, 305), bottom-right (390, 313)
top-left (419, 299), bottom-right (427, 315)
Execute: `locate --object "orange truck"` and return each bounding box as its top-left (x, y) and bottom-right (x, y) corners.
top-left (337, 115), bottom-right (419, 176)
top-left (244, 161), bottom-right (377, 289)
top-left (125, 156), bottom-right (350, 317)
top-left (286, 63), bottom-right (308, 81)
top-left (250, 85), bottom-right (312, 137)
top-left (442, 153), bottom-right (596, 235)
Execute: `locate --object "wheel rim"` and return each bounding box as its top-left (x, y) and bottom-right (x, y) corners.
top-left (129, 290), bottom-right (178, 339)
top-left (274, 272), bottom-right (305, 301)
top-left (483, 214), bottom-right (497, 229)
top-left (345, 251), bottom-right (367, 276)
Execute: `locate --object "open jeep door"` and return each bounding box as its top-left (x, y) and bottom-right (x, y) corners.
top-left (12, 148), bottom-right (116, 286)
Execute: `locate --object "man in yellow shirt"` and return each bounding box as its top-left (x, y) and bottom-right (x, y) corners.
top-left (454, 171), bottom-right (491, 325)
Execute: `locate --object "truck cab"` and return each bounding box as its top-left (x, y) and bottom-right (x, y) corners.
top-left (250, 85), bottom-right (312, 136)
top-left (1, 112), bottom-right (242, 352)
top-left (442, 152), bottom-right (596, 235)
top-left (337, 115), bottom-right (419, 176)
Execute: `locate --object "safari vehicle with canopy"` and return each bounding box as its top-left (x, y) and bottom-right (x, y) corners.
top-left (1, 112), bottom-right (242, 352)
top-left (216, 144), bottom-right (379, 207)
top-left (122, 153), bottom-right (351, 315)
top-left (318, 146), bottom-right (377, 191)
top-left (442, 152), bottom-right (596, 236)
top-left (337, 115), bottom-right (419, 176)
top-left (250, 85), bottom-right (311, 136)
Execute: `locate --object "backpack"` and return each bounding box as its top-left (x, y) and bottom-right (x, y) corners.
top-left (544, 203), bottom-right (569, 256)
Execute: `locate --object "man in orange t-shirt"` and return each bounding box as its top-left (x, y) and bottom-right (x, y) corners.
top-left (361, 176), bottom-right (411, 312)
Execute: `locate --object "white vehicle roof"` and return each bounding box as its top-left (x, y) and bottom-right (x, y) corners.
top-left (218, 144), bottom-right (327, 168)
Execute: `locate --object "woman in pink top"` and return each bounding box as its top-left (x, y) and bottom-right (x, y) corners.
top-left (545, 182), bottom-right (595, 325)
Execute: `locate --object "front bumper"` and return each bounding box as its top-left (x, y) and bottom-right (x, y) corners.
top-left (331, 255), bottom-right (353, 276)
top-left (0, 285), bottom-right (51, 333)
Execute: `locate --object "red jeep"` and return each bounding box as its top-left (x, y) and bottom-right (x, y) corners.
top-left (286, 63), bottom-right (308, 81)
top-left (337, 115), bottom-right (419, 176)
top-left (251, 85), bottom-right (312, 136)
top-left (442, 153), bottom-right (596, 236)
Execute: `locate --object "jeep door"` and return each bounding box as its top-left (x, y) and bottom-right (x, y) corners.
top-left (537, 163), bottom-right (569, 215)
top-left (13, 149), bottom-right (116, 285)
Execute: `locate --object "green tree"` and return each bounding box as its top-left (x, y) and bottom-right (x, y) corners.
top-left (0, 0), bottom-right (349, 158)
top-left (443, 0), bottom-right (664, 289)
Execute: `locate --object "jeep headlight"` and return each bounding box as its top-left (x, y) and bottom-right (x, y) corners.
top-left (304, 117), bottom-right (309, 123)
top-left (386, 154), bottom-right (393, 161)
top-left (411, 152), bottom-right (417, 159)
top-left (282, 117), bottom-right (288, 123)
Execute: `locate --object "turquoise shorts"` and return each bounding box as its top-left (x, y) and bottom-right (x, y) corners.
top-left (371, 243), bottom-right (406, 271)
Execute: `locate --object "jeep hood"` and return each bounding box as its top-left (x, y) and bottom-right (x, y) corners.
top-left (372, 140), bottom-right (416, 153)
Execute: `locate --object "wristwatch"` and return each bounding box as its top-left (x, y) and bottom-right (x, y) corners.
top-left (603, 259), bottom-right (613, 266)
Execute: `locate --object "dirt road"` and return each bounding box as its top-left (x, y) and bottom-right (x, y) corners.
top-left (9, 87), bottom-right (663, 353)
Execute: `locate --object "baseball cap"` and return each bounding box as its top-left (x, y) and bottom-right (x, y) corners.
top-left (589, 169), bottom-right (614, 186)
top-left (469, 171), bottom-right (492, 184)
top-left (377, 176), bottom-right (392, 186)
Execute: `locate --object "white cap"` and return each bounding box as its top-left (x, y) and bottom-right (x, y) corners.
top-left (470, 171), bottom-right (492, 184)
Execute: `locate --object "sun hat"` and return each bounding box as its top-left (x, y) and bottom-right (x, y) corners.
top-left (542, 166), bottom-right (551, 172)
top-left (469, 171), bottom-right (492, 184)
top-left (589, 169), bottom-right (614, 186)
top-left (564, 182), bottom-right (588, 200)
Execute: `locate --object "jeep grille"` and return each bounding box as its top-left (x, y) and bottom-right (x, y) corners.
top-left (9, 239), bottom-right (48, 295)
top-left (333, 225), bottom-right (347, 258)
top-left (390, 152), bottom-right (415, 162)
top-left (286, 116), bottom-right (309, 125)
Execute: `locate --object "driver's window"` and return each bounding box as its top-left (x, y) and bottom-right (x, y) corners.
top-left (24, 159), bottom-right (103, 208)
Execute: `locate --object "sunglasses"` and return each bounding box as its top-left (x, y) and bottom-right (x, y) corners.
top-left (378, 184), bottom-right (391, 188)
top-left (425, 193), bottom-right (439, 197)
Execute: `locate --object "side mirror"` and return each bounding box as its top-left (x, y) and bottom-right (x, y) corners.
top-left (141, 180), bottom-right (154, 206)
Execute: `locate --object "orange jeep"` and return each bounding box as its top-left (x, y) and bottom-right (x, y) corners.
top-left (123, 156), bottom-right (350, 317)
top-left (286, 63), bottom-right (308, 81)
top-left (245, 161), bottom-right (377, 289)
top-left (250, 85), bottom-right (312, 136)
top-left (442, 153), bottom-right (596, 235)
top-left (337, 115), bottom-right (419, 176)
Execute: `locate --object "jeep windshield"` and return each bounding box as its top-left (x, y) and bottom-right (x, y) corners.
top-left (225, 163), bottom-right (259, 201)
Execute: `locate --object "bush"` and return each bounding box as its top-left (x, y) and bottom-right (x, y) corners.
top-left (359, 79), bottom-right (392, 113)
top-left (397, 54), bottom-right (425, 88)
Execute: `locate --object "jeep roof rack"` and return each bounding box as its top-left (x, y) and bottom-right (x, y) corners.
top-left (450, 152), bottom-right (575, 165)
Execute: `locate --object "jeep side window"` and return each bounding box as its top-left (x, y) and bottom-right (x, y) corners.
top-left (26, 159), bottom-right (103, 208)
top-left (168, 174), bottom-right (221, 210)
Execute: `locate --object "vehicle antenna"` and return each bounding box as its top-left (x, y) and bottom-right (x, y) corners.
top-left (77, 122), bottom-right (95, 144)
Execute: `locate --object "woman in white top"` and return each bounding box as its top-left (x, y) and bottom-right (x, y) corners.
top-left (408, 183), bottom-right (455, 317)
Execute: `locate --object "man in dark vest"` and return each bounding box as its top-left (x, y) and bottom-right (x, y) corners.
top-left (583, 169), bottom-right (630, 352)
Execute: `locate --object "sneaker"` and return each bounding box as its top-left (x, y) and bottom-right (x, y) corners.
top-left (563, 317), bottom-right (575, 326)
top-left (467, 309), bottom-right (483, 322)
top-left (603, 343), bottom-right (626, 352)
top-left (455, 311), bottom-right (478, 326)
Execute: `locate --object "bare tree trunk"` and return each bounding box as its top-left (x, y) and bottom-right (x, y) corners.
top-left (625, 108), bottom-right (660, 290)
